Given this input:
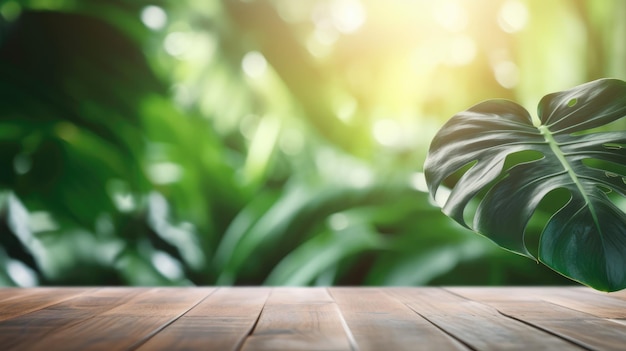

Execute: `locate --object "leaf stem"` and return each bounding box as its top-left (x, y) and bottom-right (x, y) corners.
top-left (538, 125), bottom-right (599, 223)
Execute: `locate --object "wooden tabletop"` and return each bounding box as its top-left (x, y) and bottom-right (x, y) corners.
top-left (0, 287), bottom-right (625, 350)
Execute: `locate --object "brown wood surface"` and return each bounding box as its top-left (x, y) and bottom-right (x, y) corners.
top-left (240, 287), bottom-right (354, 351)
top-left (0, 287), bottom-right (624, 350)
top-left (138, 287), bottom-right (270, 351)
top-left (391, 287), bottom-right (583, 350)
top-left (329, 288), bottom-right (467, 351)
top-left (448, 287), bottom-right (626, 351)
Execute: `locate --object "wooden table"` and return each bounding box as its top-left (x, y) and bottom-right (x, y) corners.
top-left (0, 287), bottom-right (625, 350)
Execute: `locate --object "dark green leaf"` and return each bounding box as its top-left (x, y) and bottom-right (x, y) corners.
top-left (425, 78), bottom-right (626, 291)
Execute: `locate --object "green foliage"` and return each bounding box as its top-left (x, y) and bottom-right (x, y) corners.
top-left (425, 79), bottom-right (626, 291)
top-left (0, 0), bottom-right (621, 287)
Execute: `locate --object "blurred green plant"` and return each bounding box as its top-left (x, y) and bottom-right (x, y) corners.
top-left (0, 0), bottom-right (622, 286)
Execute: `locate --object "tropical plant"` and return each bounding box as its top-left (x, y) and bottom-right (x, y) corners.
top-left (1, 0), bottom-right (618, 288)
top-left (424, 78), bottom-right (626, 291)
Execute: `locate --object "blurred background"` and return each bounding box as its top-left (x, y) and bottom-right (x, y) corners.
top-left (0, 0), bottom-right (623, 286)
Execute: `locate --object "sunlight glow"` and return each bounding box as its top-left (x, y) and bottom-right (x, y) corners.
top-left (330, 0), bottom-right (366, 34)
top-left (276, 0), bottom-right (311, 23)
top-left (314, 25), bottom-right (340, 46)
top-left (443, 35), bottom-right (477, 66)
top-left (432, 0), bottom-right (468, 33)
top-left (306, 25), bottom-right (339, 58)
top-left (498, 0), bottom-right (529, 33)
top-left (243, 116), bottom-right (280, 184)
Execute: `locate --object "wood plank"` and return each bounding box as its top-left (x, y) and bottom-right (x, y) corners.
top-left (0, 288), bottom-right (148, 350)
top-left (450, 287), bottom-right (626, 351)
top-left (137, 287), bottom-right (270, 351)
top-left (330, 288), bottom-right (467, 351)
top-left (572, 286), bottom-right (626, 302)
top-left (0, 287), bottom-right (85, 322)
top-left (586, 286), bottom-right (626, 301)
top-left (0, 288), bottom-right (32, 302)
top-left (19, 288), bottom-right (212, 351)
top-left (0, 286), bottom-right (625, 350)
top-left (448, 287), bottom-right (626, 319)
top-left (578, 287), bottom-right (626, 325)
top-left (240, 287), bottom-right (354, 351)
top-left (391, 287), bottom-right (582, 350)
top-left (444, 287), bottom-right (539, 302)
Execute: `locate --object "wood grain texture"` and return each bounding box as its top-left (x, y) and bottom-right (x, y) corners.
top-left (0, 287), bottom-right (84, 322)
top-left (450, 287), bottom-right (626, 351)
top-left (137, 287), bottom-right (270, 351)
top-left (0, 288), bottom-right (31, 302)
top-left (240, 288), bottom-right (354, 351)
top-left (0, 287), bottom-right (624, 350)
top-left (330, 288), bottom-right (467, 351)
top-left (0, 288), bottom-right (146, 350)
top-left (16, 288), bottom-right (212, 351)
top-left (391, 287), bottom-right (582, 350)
top-left (448, 287), bottom-right (626, 318)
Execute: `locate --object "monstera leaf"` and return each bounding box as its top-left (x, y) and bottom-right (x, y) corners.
top-left (424, 78), bottom-right (626, 291)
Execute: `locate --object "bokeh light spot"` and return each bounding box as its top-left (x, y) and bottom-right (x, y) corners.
top-left (107, 179), bottom-right (136, 213)
top-left (0, 1), bottom-right (20, 21)
top-left (498, 0), bottom-right (529, 33)
top-left (493, 60), bottom-right (519, 89)
top-left (7, 260), bottom-right (38, 287)
top-left (164, 32), bottom-right (190, 57)
top-left (314, 25), bottom-right (340, 46)
top-left (240, 114), bottom-right (260, 140)
top-left (276, 0), bottom-right (311, 23)
top-left (306, 25), bottom-right (339, 58)
top-left (148, 162), bottom-right (183, 185)
top-left (29, 211), bottom-right (58, 233)
top-left (13, 153), bottom-right (31, 175)
top-left (242, 51), bottom-right (268, 79)
top-left (279, 129), bottom-right (304, 156)
top-left (335, 97), bottom-right (358, 123)
top-left (349, 167), bottom-right (373, 188)
top-left (330, 0), bottom-right (366, 34)
top-left (373, 119), bottom-right (401, 147)
top-left (329, 213), bottom-right (349, 231)
top-left (151, 251), bottom-right (184, 280)
top-left (433, 0), bottom-right (468, 33)
top-left (141, 5), bottom-right (167, 30)
top-left (55, 122), bottom-right (78, 141)
top-left (444, 35), bottom-right (477, 66)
